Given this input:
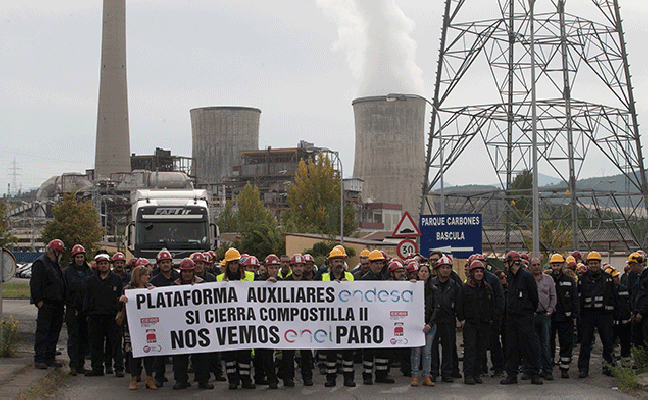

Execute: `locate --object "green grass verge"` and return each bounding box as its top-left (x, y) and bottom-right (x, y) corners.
top-left (2, 281), bottom-right (30, 299)
top-left (18, 367), bottom-right (70, 400)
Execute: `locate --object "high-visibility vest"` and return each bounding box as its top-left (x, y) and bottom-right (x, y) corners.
top-left (216, 270), bottom-right (255, 282)
top-left (322, 271), bottom-right (354, 281)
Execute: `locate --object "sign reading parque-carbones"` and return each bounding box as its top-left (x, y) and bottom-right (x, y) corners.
top-left (126, 281), bottom-right (425, 357)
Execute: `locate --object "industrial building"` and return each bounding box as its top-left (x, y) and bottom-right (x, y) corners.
top-left (190, 106), bottom-right (261, 185)
top-left (352, 94), bottom-right (426, 222)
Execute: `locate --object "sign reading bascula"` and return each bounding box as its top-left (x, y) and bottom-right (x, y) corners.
top-left (419, 214), bottom-right (482, 259)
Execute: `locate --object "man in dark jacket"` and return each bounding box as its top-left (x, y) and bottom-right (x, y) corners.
top-left (457, 260), bottom-right (495, 385)
top-left (359, 251), bottom-right (395, 385)
top-left (63, 244), bottom-right (94, 375)
top-left (111, 252), bottom-right (130, 286)
top-left (607, 267), bottom-right (632, 362)
top-left (550, 254), bottom-right (579, 379)
top-left (500, 251), bottom-right (542, 385)
top-left (171, 258), bottom-right (213, 390)
top-left (629, 252), bottom-right (647, 347)
top-left (469, 254), bottom-right (506, 377)
top-left (430, 255), bottom-right (461, 382)
top-left (83, 253), bottom-right (124, 377)
top-left (149, 250), bottom-right (180, 387)
top-left (278, 254), bottom-right (315, 387)
top-left (577, 251), bottom-right (618, 378)
top-left (30, 239), bottom-right (66, 369)
top-left (192, 252), bottom-right (216, 282)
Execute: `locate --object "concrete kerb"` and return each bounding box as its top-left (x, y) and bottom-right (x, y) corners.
top-left (0, 353), bottom-right (59, 398)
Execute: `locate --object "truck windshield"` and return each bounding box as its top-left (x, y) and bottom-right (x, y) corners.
top-left (137, 221), bottom-right (208, 244)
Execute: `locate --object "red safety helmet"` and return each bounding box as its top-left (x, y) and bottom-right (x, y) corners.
top-left (179, 258), bottom-right (195, 270)
top-left (264, 254), bottom-right (280, 265)
top-left (388, 260), bottom-right (405, 273)
top-left (48, 239), bottom-right (65, 253)
top-left (156, 250), bottom-right (172, 263)
top-left (469, 259), bottom-right (485, 274)
top-left (505, 251), bottom-right (521, 263)
top-left (202, 252), bottom-right (212, 263)
top-left (71, 244), bottom-right (85, 257)
top-left (576, 264), bottom-right (587, 274)
top-left (112, 252), bottom-right (126, 262)
top-left (190, 252), bottom-right (206, 263)
top-left (91, 262), bottom-right (97, 271)
top-left (94, 254), bottom-right (110, 263)
top-left (520, 253), bottom-right (529, 261)
top-left (474, 254), bottom-right (486, 263)
top-left (208, 250), bottom-right (216, 260)
top-left (127, 258), bottom-right (139, 269)
top-left (380, 251), bottom-right (391, 263)
top-left (135, 258), bottom-right (150, 267)
top-left (406, 260), bottom-right (419, 274)
top-left (436, 255), bottom-right (453, 268)
top-left (572, 251), bottom-right (582, 260)
top-left (242, 256), bottom-right (259, 267)
top-left (303, 254), bottom-right (314, 263)
top-left (290, 254), bottom-right (304, 265)
top-left (567, 261), bottom-right (577, 270)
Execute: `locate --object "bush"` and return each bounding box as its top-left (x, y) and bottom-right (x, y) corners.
top-left (1, 315), bottom-right (20, 357)
top-left (609, 345), bottom-right (648, 393)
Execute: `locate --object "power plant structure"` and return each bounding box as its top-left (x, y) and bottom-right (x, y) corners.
top-left (190, 106), bottom-right (261, 185)
top-left (352, 95), bottom-right (426, 221)
top-left (94, 0), bottom-right (131, 179)
top-left (422, 0), bottom-right (648, 252)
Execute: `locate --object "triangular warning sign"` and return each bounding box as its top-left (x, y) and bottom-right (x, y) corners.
top-left (392, 212), bottom-right (421, 237)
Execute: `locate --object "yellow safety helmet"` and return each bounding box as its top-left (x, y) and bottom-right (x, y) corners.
top-left (360, 250), bottom-right (371, 258)
top-left (328, 247), bottom-right (346, 260)
top-left (628, 252), bottom-right (644, 265)
top-left (368, 250), bottom-right (385, 262)
top-left (586, 251), bottom-right (602, 262)
top-left (550, 254), bottom-right (565, 264)
top-left (332, 245), bottom-right (347, 257)
top-left (605, 267), bottom-right (619, 277)
top-left (565, 255), bottom-right (576, 263)
top-left (224, 248), bottom-right (241, 263)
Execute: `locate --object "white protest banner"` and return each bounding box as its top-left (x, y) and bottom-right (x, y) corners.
top-left (125, 280), bottom-right (425, 357)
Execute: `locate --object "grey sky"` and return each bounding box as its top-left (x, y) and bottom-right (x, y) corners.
top-left (1, 0), bottom-right (647, 193)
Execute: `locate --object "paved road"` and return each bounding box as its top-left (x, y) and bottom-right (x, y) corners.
top-left (1, 299), bottom-right (636, 399)
top-left (58, 368), bottom-right (633, 399)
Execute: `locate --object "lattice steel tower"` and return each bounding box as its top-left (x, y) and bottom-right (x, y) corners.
top-left (422, 0), bottom-right (648, 252)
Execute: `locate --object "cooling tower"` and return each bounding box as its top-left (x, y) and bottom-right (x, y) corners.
top-left (190, 107), bottom-right (261, 183)
top-left (94, 0), bottom-right (130, 179)
top-left (352, 95), bottom-right (426, 220)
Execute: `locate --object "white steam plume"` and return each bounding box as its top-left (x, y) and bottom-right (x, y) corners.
top-left (317, 0), bottom-right (425, 96)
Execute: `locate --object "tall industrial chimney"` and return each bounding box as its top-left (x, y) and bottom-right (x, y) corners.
top-left (352, 95), bottom-right (426, 221)
top-left (94, 0), bottom-right (130, 179)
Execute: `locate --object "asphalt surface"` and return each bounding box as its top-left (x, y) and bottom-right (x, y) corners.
top-left (1, 298), bottom-right (637, 399)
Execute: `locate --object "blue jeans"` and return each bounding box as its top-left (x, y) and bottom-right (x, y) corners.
top-left (411, 324), bottom-right (436, 377)
top-left (534, 313), bottom-right (553, 374)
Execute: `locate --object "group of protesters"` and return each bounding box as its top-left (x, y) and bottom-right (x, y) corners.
top-left (30, 238), bottom-right (648, 390)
